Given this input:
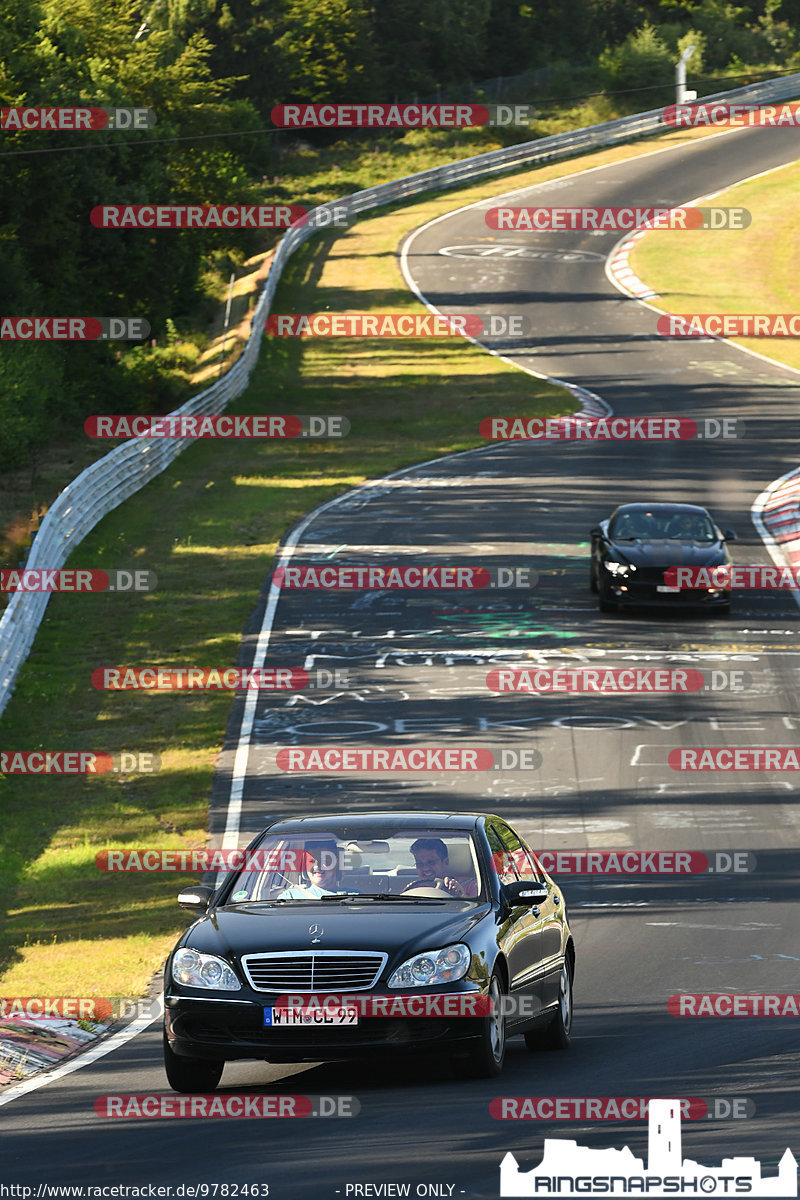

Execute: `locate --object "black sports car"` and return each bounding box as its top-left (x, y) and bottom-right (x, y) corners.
top-left (163, 811), bottom-right (575, 1090)
top-left (590, 502), bottom-right (736, 614)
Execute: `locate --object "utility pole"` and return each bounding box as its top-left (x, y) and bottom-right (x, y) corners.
top-left (676, 45), bottom-right (696, 105)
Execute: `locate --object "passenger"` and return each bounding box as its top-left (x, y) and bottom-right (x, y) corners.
top-left (276, 840), bottom-right (341, 899)
top-left (667, 512), bottom-right (702, 539)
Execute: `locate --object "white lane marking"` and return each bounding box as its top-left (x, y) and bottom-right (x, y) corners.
top-left (289, 542), bottom-right (509, 554)
top-left (646, 922), bottom-right (780, 929)
top-left (0, 998), bottom-right (163, 1108)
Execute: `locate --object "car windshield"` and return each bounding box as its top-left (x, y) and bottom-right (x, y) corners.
top-left (609, 511), bottom-right (716, 542)
top-left (222, 829), bottom-right (484, 903)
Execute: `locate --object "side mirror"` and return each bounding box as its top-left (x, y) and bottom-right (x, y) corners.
top-left (723, 528), bottom-right (736, 541)
top-left (178, 884), bottom-right (213, 912)
top-left (503, 880), bottom-right (548, 906)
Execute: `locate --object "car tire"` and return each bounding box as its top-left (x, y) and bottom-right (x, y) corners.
top-left (524, 957), bottom-right (573, 1052)
top-left (598, 589), bottom-right (615, 613)
top-left (456, 970), bottom-right (507, 1079)
top-left (163, 1030), bottom-right (224, 1093)
top-left (589, 561), bottom-right (599, 593)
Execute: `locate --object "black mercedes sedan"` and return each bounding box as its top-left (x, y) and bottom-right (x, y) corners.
top-left (590, 502), bottom-right (736, 614)
top-left (163, 811), bottom-right (575, 1091)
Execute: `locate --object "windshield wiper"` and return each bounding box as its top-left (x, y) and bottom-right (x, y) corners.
top-left (318, 892), bottom-right (449, 903)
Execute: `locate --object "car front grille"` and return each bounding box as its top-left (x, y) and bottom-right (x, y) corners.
top-left (241, 951), bottom-right (387, 992)
top-left (632, 567), bottom-right (671, 584)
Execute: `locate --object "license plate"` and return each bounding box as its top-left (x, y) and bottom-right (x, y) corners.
top-left (656, 585), bottom-right (681, 593)
top-left (264, 1007), bottom-right (359, 1026)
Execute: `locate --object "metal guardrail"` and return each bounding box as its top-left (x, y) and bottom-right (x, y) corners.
top-left (2, 72), bottom-right (800, 718)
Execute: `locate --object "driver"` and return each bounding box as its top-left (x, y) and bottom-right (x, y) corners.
top-left (667, 512), bottom-right (701, 539)
top-left (402, 838), bottom-right (478, 897)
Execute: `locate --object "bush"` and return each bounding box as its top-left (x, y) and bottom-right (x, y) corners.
top-left (599, 24), bottom-right (675, 105)
top-left (0, 344), bottom-right (63, 471)
top-left (691, 0), bottom-right (770, 69)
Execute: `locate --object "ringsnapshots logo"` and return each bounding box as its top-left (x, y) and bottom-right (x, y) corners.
top-left (95, 1094), bottom-right (358, 1119)
top-left (499, 1099), bottom-right (797, 1197)
top-left (479, 416), bottom-right (740, 440)
top-left (265, 313), bottom-right (529, 338)
top-left (486, 206), bottom-right (750, 231)
top-left (486, 667), bottom-right (751, 694)
top-left (274, 563), bottom-right (536, 589)
top-left (1, 317), bottom-right (150, 340)
top-left (0, 751), bottom-right (160, 775)
top-left (658, 314), bottom-right (800, 337)
top-left (0, 569), bottom-right (156, 593)
top-left (1, 106), bottom-right (155, 131)
top-left (664, 101), bottom-right (800, 127)
top-left (84, 415), bottom-right (348, 438)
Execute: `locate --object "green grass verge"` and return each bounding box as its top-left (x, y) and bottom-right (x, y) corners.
top-left (630, 157), bottom-right (800, 371)
top-left (0, 122), bottom-right (725, 999)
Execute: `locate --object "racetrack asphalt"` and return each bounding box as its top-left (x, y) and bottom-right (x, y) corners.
top-left (3, 123), bottom-right (800, 1200)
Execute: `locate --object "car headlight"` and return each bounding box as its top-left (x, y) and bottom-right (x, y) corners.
top-left (604, 560), bottom-right (635, 576)
top-left (171, 947), bottom-right (241, 991)
top-left (388, 943), bottom-right (471, 988)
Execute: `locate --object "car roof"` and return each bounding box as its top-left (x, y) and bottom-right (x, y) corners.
top-left (611, 502), bottom-right (711, 515)
top-left (261, 812), bottom-right (489, 835)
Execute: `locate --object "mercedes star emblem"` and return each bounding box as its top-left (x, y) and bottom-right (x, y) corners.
top-left (309, 924), bottom-right (322, 943)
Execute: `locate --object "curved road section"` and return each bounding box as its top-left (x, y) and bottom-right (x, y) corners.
top-left (4, 126), bottom-right (800, 1200)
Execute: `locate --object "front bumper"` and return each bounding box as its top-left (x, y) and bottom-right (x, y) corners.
top-left (604, 577), bottom-right (730, 609)
top-left (164, 993), bottom-right (486, 1063)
